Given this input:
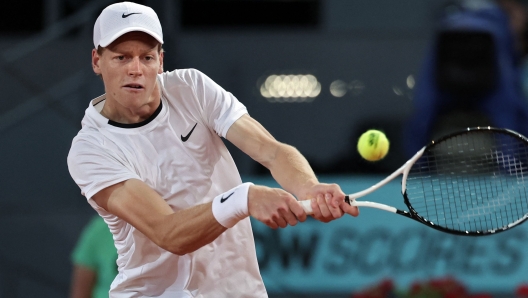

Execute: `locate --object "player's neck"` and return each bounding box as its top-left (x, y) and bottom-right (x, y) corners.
top-left (101, 84), bottom-right (161, 124)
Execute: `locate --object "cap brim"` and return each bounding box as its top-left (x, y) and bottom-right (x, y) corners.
top-left (98, 27), bottom-right (164, 47)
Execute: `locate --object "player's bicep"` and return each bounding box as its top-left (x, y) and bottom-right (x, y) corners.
top-left (92, 179), bottom-right (173, 244)
top-left (226, 114), bottom-right (279, 166)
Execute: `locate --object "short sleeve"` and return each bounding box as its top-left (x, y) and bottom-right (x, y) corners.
top-left (180, 69), bottom-right (248, 137)
top-left (68, 138), bottom-right (141, 201)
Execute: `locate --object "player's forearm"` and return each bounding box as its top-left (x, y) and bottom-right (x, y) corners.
top-left (100, 180), bottom-right (227, 256)
top-left (265, 143), bottom-right (318, 199)
top-left (156, 182), bottom-right (252, 255)
top-left (156, 203), bottom-right (227, 255)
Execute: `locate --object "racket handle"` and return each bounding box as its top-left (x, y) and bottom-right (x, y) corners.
top-left (299, 196), bottom-right (352, 215)
top-left (299, 199), bottom-right (314, 214)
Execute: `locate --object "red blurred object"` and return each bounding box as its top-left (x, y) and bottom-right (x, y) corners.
top-left (352, 278), bottom-right (395, 298)
top-left (516, 284), bottom-right (528, 297)
top-left (352, 276), bottom-right (493, 298)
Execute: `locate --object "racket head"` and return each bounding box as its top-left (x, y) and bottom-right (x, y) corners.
top-left (402, 127), bottom-right (528, 236)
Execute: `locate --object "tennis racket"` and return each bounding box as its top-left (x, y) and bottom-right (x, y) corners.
top-left (300, 127), bottom-right (528, 236)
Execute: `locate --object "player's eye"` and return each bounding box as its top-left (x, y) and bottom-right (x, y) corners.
top-left (116, 56), bottom-right (125, 61)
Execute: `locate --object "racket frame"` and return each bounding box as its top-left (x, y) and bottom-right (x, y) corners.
top-left (400, 126), bottom-right (528, 236)
top-left (300, 126), bottom-right (528, 236)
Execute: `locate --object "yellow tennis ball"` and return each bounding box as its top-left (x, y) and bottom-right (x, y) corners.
top-left (357, 130), bottom-right (390, 161)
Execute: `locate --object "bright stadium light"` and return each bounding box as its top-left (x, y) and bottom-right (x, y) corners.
top-left (329, 80), bottom-right (347, 97)
top-left (406, 74), bottom-right (415, 89)
top-left (393, 86), bottom-right (404, 96)
top-left (329, 79), bottom-right (365, 97)
top-left (259, 74), bottom-right (321, 103)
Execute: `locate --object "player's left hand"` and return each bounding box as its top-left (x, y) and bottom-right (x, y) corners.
top-left (301, 183), bottom-right (359, 222)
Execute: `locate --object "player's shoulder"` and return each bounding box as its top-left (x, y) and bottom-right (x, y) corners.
top-left (158, 68), bottom-right (209, 87)
top-left (68, 127), bottom-right (106, 160)
top-left (72, 126), bottom-right (105, 146)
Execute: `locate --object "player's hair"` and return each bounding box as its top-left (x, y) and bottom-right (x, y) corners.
top-left (96, 43), bottom-right (164, 55)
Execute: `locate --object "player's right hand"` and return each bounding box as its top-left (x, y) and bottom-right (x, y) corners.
top-left (247, 185), bottom-right (307, 229)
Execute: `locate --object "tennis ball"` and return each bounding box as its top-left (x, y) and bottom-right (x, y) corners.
top-left (357, 130), bottom-right (390, 161)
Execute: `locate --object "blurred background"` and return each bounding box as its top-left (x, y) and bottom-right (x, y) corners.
top-left (3, 0), bottom-right (528, 297)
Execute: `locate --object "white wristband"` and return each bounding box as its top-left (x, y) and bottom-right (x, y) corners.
top-left (212, 182), bottom-right (253, 228)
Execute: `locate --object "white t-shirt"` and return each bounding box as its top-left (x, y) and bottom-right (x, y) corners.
top-left (68, 69), bottom-right (268, 298)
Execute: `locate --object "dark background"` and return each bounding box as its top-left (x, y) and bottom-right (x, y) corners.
top-left (0, 0), bottom-right (491, 297)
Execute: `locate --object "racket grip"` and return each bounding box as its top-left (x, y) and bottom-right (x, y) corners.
top-left (298, 196), bottom-right (352, 215)
top-left (299, 200), bottom-right (314, 214)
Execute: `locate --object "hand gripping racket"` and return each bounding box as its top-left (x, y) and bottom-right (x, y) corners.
top-left (300, 127), bottom-right (528, 236)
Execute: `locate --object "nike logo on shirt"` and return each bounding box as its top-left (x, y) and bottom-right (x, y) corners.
top-left (122, 12), bottom-right (141, 18)
top-left (181, 123), bottom-right (197, 142)
top-left (220, 192), bottom-right (234, 203)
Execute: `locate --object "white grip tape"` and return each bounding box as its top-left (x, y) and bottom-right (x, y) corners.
top-left (212, 182), bottom-right (253, 228)
top-left (300, 198), bottom-right (399, 215)
top-left (299, 200), bottom-right (314, 214)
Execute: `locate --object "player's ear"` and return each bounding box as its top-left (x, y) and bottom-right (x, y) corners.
top-left (158, 51), bottom-right (164, 74)
top-left (92, 48), bottom-right (102, 75)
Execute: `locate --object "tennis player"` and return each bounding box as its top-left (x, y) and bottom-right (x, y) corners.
top-left (67, 2), bottom-right (358, 297)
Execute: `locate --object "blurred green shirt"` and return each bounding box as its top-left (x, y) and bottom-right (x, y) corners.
top-left (72, 216), bottom-right (117, 298)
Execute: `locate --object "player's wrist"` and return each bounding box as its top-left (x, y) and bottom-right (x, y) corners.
top-left (293, 178), bottom-right (319, 200)
top-left (212, 182), bottom-right (253, 228)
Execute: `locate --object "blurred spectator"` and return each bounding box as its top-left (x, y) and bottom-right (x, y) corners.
top-left (499, 0), bottom-right (528, 101)
top-left (69, 216), bottom-right (117, 298)
top-left (403, 0), bottom-right (528, 157)
top-left (498, 0), bottom-right (528, 54)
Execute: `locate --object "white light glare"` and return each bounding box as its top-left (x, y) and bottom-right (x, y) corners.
top-left (329, 80), bottom-right (347, 97)
top-left (393, 86), bottom-right (403, 96)
top-left (406, 75), bottom-right (415, 89)
top-left (329, 79), bottom-right (365, 97)
top-left (260, 74), bottom-right (321, 102)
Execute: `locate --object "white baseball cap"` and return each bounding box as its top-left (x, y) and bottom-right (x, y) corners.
top-left (93, 2), bottom-right (164, 48)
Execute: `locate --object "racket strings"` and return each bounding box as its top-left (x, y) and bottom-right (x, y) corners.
top-left (405, 131), bottom-right (528, 233)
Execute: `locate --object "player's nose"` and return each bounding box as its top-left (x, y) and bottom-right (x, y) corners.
top-left (128, 57), bottom-right (142, 75)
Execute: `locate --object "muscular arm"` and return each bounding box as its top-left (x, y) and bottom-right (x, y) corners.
top-left (226, 114), bottom-right (358, 220)
top-left (90, 114), bottom-right (356, 256)
top-left (92, 177), bottom-right (300, 253)
top-left (92, 179), bottom-right (226, 255)
top-left (227, 115), bottom-right (316, 196)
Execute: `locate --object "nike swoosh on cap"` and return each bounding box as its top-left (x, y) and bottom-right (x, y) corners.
top-left (122, 12), bottom-right (142, 18)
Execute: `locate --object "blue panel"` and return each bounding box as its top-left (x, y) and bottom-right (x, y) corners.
top-left (244, 175), bottom-right (528, 294)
